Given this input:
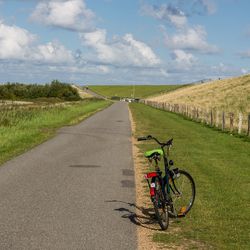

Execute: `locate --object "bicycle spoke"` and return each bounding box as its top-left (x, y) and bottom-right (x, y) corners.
top-left (170, 170), bottom-right (195, 217)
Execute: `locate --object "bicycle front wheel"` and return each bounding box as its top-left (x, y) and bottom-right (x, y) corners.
top-left (153, 177), bottom-right (169, 230)
top-left (169, 170), bottom-right (196, 217)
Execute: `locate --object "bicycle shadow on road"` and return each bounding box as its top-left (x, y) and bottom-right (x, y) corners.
top-left (105, 200), bottom-right (161, 231)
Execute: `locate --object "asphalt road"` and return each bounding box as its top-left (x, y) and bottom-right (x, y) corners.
top-left (0, 102), bottom-right (137, 250)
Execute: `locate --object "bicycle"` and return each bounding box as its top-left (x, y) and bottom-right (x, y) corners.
top-left (137, 135), bottom-right (196, 230)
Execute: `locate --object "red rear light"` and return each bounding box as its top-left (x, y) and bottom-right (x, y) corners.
top-left (144, 172), bottom-right (158, 179)
top-left (150, 187), bottom-right (155, 196)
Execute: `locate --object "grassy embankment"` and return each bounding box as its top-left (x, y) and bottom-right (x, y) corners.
top-left (89, 85), bottom-right (184, 99)
top-left (149, 74), bottom-right (250, 115)
top-left (130, 103), bottom-right (249, 249)
top-left (0, 99), bottom-right (110, 165)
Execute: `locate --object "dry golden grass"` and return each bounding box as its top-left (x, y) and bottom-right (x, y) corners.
top-left (148, 74), bottom-right (250, 115)
top-left (71, 85), bottom-right (94, 98)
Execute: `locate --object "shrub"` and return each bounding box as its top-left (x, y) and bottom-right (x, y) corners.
top-left (0, 80), bottom-right (81, 101)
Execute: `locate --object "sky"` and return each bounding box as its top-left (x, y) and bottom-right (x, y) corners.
top-left (0, 0), bottom-right (249, 85)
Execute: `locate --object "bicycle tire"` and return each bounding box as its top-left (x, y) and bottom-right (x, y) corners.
top-left (169, 169), bottom-right (195, 218)
top-left (152, 177), bottom-right (169, 230)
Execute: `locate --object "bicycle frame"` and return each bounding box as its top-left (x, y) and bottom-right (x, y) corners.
top-left (157, 146), bottom-right (172, 202)
top-left (143, 139), bottom-right (179, 211)
top-left (144, 145), bottom-right (171, 202)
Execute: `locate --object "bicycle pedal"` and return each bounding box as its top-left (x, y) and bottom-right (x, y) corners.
top-left (179, 206), bottom-right (187, 213)
top-left (177, 213), bottom-right (186, 217)
top-left (177, 206), bottom-right (187, 217)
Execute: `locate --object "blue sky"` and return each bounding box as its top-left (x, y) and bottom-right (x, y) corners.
top-left (0, 0), bottom-right (249, 85)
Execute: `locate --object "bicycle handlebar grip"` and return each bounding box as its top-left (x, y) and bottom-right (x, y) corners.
top-left (138, 135), bottom-right (153, 141)
top-left (137, 137), bottom-right (147, 141)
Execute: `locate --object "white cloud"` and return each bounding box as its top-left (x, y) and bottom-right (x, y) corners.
top-left (0, 21), bottom-right (74, 64)
top-left (80, 29), bottom-right (161, 67)
top-left (211, 62), bottom-right (231, 74)
top-left (171, 49), bottom-right (197, 68)
top-left (31, 0), bottom-right (95, 31)
top-left (0, 20), bottom-right (165, 83)
top-left (239, 50), bottom-right (250, 58)
top-left (141, 0), bottom-right (219, 62)
top-left (141, 2), bottom-right (218, 55)
top-left (32, 41), bottom-right (74, 63)
top-left (141, 0), bottom-right (216, 24)
top-left (165, 26), bottom-right (219, 54)
top-left (141, 3), bottom-right (187, 28)
top-left (139, 68), bottom-right (168, 77)
top-left (192, 0), bottom-right (217, 15)
top-left (0, 21), bottom-right (36, 60)
top-left (48, 64), bottom-right (111, 75)
top-left (241, 68), bottom-right (249, 74)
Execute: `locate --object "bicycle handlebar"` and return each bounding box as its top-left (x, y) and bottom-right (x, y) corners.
top-left (137, 135), bottom-right (173, 147)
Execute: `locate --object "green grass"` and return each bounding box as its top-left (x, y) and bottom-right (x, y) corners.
top-left (130, 103), bottom-right (250, 250)
top-left (89, 85), bottom-right (184, 98)
top-left (0, 99), bottom-right (110, 165)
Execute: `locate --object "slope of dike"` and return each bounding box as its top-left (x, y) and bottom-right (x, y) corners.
top-left (148, 74), bottom-right (250, 114)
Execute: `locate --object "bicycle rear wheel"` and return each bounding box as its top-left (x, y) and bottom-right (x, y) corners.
top-left (169, 169), bottom-right (195, 217)
top-left (152, 177), bottom-right (169, 230)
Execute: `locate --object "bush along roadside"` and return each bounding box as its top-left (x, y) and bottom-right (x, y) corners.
top-left (0, 80), bottom-right (81, 101)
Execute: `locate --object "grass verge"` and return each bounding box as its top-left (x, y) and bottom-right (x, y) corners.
top-left (0, 99), bottom-right (111, 165)
top-left (130, 103), bottom-right (250, 250)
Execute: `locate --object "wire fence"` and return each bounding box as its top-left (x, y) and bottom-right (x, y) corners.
top-left (140, 100), bottom-right (250, 136)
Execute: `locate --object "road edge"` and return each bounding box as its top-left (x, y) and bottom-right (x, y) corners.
top-left (128, 105), bottom-right (164, 250)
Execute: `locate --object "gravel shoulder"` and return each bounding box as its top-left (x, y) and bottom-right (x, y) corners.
top-left (129, 107), bottom-right (166, 250)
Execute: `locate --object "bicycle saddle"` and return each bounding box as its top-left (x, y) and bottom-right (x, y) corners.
top-left (144, 149), bottom-right (163, 158)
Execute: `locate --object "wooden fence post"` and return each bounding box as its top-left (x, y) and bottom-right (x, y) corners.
top-left (196, 108), bottom-right (199, 120)
top-left (222, 111), bottom-right (225, 131)
top-left (247, 114), bottom-right (250, 136)
top-left (229, 112), bottom-right (234, 132)
top-left (206, 110), bottom-right (209, 125)
top-left (238, 112), bottom-right (243, 134)
top-left (192, 107), bottom-right (194, 119)
top-left (210, 110), bottom-right (213, 126)
top-left (216, 110), bottom-right (219, 127)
